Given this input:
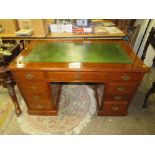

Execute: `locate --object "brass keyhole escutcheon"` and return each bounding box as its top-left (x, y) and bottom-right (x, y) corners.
top-left (36, 104), bottom-right (43, 109)
top-left (121, 75), bottom-right (130, 81)
top-left (25, 73), bottom-right (34, 79)
top-left (112, 106), bottom-right (119, 111)
top-left (74, 72), bottom-right (81, 80)
top-left (117, 86), bottom-right (126, 91)
top-left (113, 96), bottom-right (122, 100)
top-left (30, 86), bottom-right (38, 90)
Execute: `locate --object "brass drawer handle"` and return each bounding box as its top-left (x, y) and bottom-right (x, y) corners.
top-left (121, 75), bottom-right (130, 81)
top-left (117, 86), bottom-right (126, 91)
top-left (33, 96), bottom-right (40, 100)
top-left (36, 104), bottom-right (43, 109)
top-left (74, 73), bottom-right (81, 80)
top-left (112, 106), bottom-right (119, 111)
top-left (30, 86), bottom-right (38, 90)
top-left (113, 96), bottom-right (122, 100)
top-left (25, 73), bottom-right (34, 79)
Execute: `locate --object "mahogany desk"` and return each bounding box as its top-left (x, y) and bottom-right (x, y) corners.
top-left (8, 39), bottom-right (149, 116)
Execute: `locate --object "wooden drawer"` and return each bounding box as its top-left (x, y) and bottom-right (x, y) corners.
top-left (27, 100), bottom-right (53, 110)
top-left (12, 71), bottom-right (44, 81)
top-left (103, 101), bottom-right (128, 111)
top-left (98, 110), bottom-right (127, 116)
top-left (110, 72), bottom-right (141, 81)
top-left (106, 82), bottom-right (137, 93)
top-left (22, 92), bottom-right (49, 101)
top-left (18, 82), bottom-right (48, 93)
top-left (47, 71), bottom-right (107, 82)
top-left (104, 93), bottom-right (131, 101)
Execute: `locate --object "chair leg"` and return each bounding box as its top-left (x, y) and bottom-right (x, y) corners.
top-left (143, 82), bottom-right (155, 108)
top-left (153, 56), bottom-right (155, 66)
top-left (5, 72), bottom-right (22, 116)
top-left (6, 83), bottom-right (22, 116)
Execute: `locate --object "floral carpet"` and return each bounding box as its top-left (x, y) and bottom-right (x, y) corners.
top-left (15, 84), bottom-right (96, 134)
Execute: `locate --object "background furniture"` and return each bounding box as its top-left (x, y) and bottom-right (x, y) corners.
top-left (1, 19), bottom-right (126, 39)
top-left (142, 27), bottom-right (155, 108)
top-left (111, 19), bottom-right (136, 33)
top-left (0, 40), bottom-right (23, 116)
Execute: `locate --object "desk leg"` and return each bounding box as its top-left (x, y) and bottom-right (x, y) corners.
top-left (6, 78), bottom-right (22, 116)
top-left (94, 85), bottom-right (104, 114)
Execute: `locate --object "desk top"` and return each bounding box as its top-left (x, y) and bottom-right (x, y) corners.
top-left (8, 40), bottom-right (149, 73)
top-left (20, 42), bottom-right (132, 64)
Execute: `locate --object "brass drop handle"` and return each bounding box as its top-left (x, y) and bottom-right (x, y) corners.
top-left (74, 73), bottom-right (81, 80)
top-left (33, 96), bottom-right (40, 100)
top-left (113, 96), bottom-right (122, 100)
top-left (36, 104), bottom-right (43, 109)
top-left (117, 86), bottom-right (126, 91)
top-left (112, 106), bottom-right (119, 111)
top-left (121, 75), bottom-right (130, 81)
top-left (25, 73), bottom-right (34, 79)
top-left (30, 86), bottom-right (38, 90)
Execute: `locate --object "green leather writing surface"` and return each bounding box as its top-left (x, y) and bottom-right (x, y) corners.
top-left (21, 42), bottom-right (132, 63)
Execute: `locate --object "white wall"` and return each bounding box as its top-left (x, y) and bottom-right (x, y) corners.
top-left (133, 19), bottom-right (155, 67)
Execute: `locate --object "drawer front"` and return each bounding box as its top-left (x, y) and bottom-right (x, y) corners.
top-left (99, 110), bottom-right (127, 116)
top-left (18, 82), bottom-right (48, 93)
top-left (22, 92), bottom-right (49, 101)
top-left (13, 71), bottom-right (44, 81)
top-left (103, 101), bottom-right (128, 111)
top-left (104, 93), bottom-right (131, 101)
top-left (47, 71), bottom-right (107, 82)
top-left (106, 82), bottom-right (137, 93)
top-left (27, 100), bottom-right (53, 110)
top-left (110, 72), bottom-right (141, 81)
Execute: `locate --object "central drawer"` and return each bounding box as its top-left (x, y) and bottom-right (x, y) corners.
top-left (47, 71), bottom-right (107, 82)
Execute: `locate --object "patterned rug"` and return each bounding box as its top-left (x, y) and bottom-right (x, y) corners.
top-left (16, 84), bottom-right (96, 134)
top-left (0, 86), bottom-right (14, 132)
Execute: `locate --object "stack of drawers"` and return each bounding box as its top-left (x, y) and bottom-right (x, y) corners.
top-left (12, 71), bottom-right (56, 115)
top-left (12, 70), bottom-right (143, 116)
top-left (100, 72), bottom-right (142, 116)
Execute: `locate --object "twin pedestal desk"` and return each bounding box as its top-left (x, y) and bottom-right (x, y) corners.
top-left (8, 39), bottom-right (149, 116)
